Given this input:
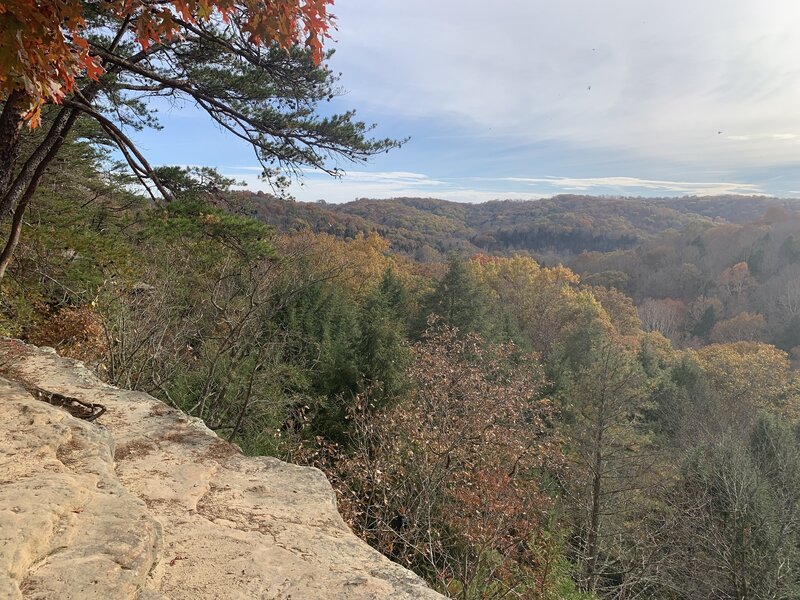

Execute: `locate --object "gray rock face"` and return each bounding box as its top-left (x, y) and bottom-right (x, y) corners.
top-left (0, 339), bottom-right (444, 599)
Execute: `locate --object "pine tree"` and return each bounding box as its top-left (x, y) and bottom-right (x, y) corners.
top-left (418, 257), bottom-right (497, 340)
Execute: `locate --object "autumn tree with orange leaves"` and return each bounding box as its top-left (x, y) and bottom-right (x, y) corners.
top-left (0, 0), bottom-right (399, 282)
top-left (312, 320), bottom-right (566, 598)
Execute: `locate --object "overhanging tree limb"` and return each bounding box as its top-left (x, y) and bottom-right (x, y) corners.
top-left (63, 98), bottom-right (173, 202)
top-left (0, 5), bottom-right (400, 286)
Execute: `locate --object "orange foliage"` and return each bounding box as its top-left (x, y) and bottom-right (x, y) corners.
top-left (0, 0), bottom-right (333, 125)
top-left (715, 261), bottom-right (754, 298)
top-left (29, 305), bottom-right (106, 362)
top-left (304, 321), bottom-right (563, 593)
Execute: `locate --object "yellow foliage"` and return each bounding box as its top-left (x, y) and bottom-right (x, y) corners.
top-left (694, 342), bottom-right (800, 420)
top-left (640, 330), bottom-right (678, 362)
top-left (469, 254), bottom-right (610, 354)
top-left (709, 312), bottom-right (768, 343)
top-left (589, 285), bottom-right (643, 336)
top-left (277, 231), bottom-right (416, 298)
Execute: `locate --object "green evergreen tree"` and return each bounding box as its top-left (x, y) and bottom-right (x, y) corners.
top-left (357, 268), bottom-right (410, 406)
top-left (417, 256), bottom-right (497, 339)
top-left (560, 338), bottom-right (654, 595)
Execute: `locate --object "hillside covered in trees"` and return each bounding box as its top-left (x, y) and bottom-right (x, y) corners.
top-left (5, 143), bottom-right (800, 598)
top-left (247, 193), bottom-right (800, 354)
top-left (4, 1), bottom-right (800, 598)
top-left (244, 193), bottom-right (796, 258)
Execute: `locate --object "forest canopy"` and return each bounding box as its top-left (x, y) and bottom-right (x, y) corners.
top-left (4, 2), bottom-right (800, 598)
top-left (5, 146), bottom-right (800, 598)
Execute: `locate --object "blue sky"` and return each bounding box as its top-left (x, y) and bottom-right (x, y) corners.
top-left (133, 0), bottom-right (800, 202)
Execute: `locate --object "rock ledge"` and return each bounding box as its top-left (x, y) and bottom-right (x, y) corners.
top-left (0, 339), bottom-right (443, 599)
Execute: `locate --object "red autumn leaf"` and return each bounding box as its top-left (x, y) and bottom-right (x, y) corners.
top-left (0, 0), bottom-right (333, 127)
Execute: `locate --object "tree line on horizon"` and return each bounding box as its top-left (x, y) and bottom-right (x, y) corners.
top-left (248, 193), bottom-right (800, 355)
top-left (4, 152), bottom-right (800, 598)
top-left (4, 2), bottom-right (800, 597)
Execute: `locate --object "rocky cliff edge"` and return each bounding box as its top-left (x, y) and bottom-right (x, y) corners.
top-left (0, 339), bottom-right (444, 599)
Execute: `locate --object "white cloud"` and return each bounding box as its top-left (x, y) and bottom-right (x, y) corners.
top-left (229, 169), bottom-right (538, 202)
top-left (501, 176), bottom-right (763, 195)
top-left (326, 171), bottom-right (447, 186)
top-left (226, 169), bottom-right (762, 203)
top-left (329, 0), bottom-right (800, 169)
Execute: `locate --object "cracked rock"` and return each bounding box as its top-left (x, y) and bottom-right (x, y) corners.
top-left (0, 339), bottom-right (443, 599)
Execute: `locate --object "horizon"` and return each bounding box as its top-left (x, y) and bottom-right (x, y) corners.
top-left (247, 191), bottom-right (795, 206)
top-left (132, 1), bottom-right (800, 203)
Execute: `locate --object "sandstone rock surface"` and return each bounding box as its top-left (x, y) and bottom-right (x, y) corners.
top-left (0, 339), bottom-right (444, 599)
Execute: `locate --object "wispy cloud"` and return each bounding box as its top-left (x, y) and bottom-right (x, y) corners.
top-left (331, 0), bottom-right (800, 169)
top-left (326, 171), bottom-right (448, 186)
top-left (227, 168), bottom-right (543, 202)
top-left (500, 176), bottom-right (763, 196)
top-left (225, 168), bottom-right (764, 203)
top-left (227, 169), bottom-right (458, 201)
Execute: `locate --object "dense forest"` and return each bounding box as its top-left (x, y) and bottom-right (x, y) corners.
top-left (251, 193), bottom-right (800, 354)
top-left (245, 193), bottom-right (796, 257)
top-left (5, 139), bottom-right (800, 599)
top-left (4, 2), bottom-right (800, 598)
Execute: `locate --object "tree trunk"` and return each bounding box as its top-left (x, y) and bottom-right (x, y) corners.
top-left (585, 388), bottom-right (607, 593)
top-left (0, 105), bottom-right (79, 219)
top-left (0, 193), bottom-right (30, 282)
top-left (0, 108), bottom-right (79, 285)
top-left (0, 90), bottom-right (26, 203)
top-left (0, 21), bottom-right (156, 283)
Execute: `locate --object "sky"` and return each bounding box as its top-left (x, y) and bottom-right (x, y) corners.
top-left (134, 0), bottom-right (800, 203)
